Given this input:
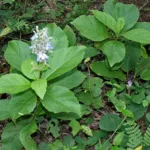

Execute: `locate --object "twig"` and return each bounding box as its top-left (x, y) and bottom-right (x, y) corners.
top-left (38, 127), bottom-right (52, 143)
top-left (134, 63), bottom-right (150, 79)
top-left (100, 116), bottom-right (127, 150)
top-left (139, 0), bottom-right (149, 10)
top-left (45, 0), bottom-right (57, 10)
top-left (31, 19), bottom-right (62, 24)
top-left (23, 0), bottom-right (27, 14)
top-left (7, 36), bottom-right (28, 42)
top-left (32, 19), bottom-right (53, 24)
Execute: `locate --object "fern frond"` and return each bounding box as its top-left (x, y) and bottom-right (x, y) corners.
top-left (144, 125), bottom-right (150, 146)
top-left (125, 124), bottom-right (143, 149)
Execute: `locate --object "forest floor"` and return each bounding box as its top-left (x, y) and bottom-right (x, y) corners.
top-left (0, 0), bottom-right (150, 150)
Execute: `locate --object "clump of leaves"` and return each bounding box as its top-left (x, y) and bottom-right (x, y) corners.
top-left (71, 0), bottom-right (150, 79)
top-left (0, 23), bottom-right (86, 150)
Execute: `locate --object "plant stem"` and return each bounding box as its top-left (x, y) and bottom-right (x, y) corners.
top-left (101, 116), bottom-right (127, 149)
top-left (133, 63), bottom-right (150, 79)
top-left (38, 127), bottom-right (52, 143)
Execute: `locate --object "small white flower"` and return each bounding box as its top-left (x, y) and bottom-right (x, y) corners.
top-left (31, 34), bottom-right (38, 40)
top-left (45, 42), bottom-right (54, 51)
top-left (36, 26), bottom-right (39, 32)
top-left (37, 52), bottom-right (48, 63)
top-left (127, 80), bottom-right (132, 88)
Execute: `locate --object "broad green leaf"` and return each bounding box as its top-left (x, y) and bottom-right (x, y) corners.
top-left (127, 102), bottom-right (147, 120)
top-left (77, 92), bottom-right (93, 106)
top-left (114, 99), bottom-right (126, 112)
top-left (115, 17), bottom-right (125, 35)
top-left (75, 136), bottom-right (87, 146)
top-left (92, 10), bottom-right (117, 32)
top-left (0, 100), bottom-right (10, 121)
top-left (104, 0), bottom-right (116, 16)
top-left (122, 42), bottom-right (141, 72)
top-left (105, 60), bottom-right (123, 71)
top-left (99, 114), bottom-right (122, 131)
top-left (84, 47), bottom-right (99, 58)
top-left (111, 146), bottom-right (121, 150)
top-left (87, 131), bottom-right (107, 147)
top-left (42, 46), bottom-right (85, 81)
top-left (21, 59), bottom-right (40, 80)
top-left (50, 111), bottom-right (81, 120)
top-left (63, 135), bottom-right (75, 148)
top-left (121, 109), bottom-right (134, 118)
top-left (141, 46), bottom-right (148, 58)
top-left (101, 41), bottom-right (125, 67)
top-left (3, 0), bottom-right (15, 4)
top-left (64, 25), bottom-right (76, 46)
top-left (38, 143), bottom-right (49, 150)
top-left (95, 140), bottom-right (111, 150)
top-left (140, 68), bottom-right (150, 80)
top-left (114, 3), bottom-right (139, 32)
top-left (5, 40), bottom-right (31, 71)
top-left (105, 58), bottom-right (123, 71)
top-left (92, 97), bottom-right (104, 109)
top-left (69, 120), bottom-right (81, 136)
top-left (1, 119), bottom-right (29, 150)
top-left (31, 79), bottom-right (47, 99)
top-left (143, 100), bottom-right (149, 107)
top-left (9, 91), bottom-right (37, 120)
top-left (146, 113), bottom-right (150, 122)
top-left (133, 22), bottom-right (150, 32)
top-left (107, 90), bottom-right (126, 112)
top-left (113, 132), bottom-right (124, 146)
top-left (135, 58), bottom-right (150, 77)
top-left (51, 70), bottom-right (86, 89)
top-left (49, 140), bottom-right (64, 150)
top-left (71, 15), bottom-right (109, 41)
top-left (131, 89), bottom-right (145, 104)
top-left (90, 61), bottom-right (126, 80)
top-left (122, 29), bottom-right (150, 44)
top-left (82, 77), bottom-right (104, 97)
top-left (41, 85), bottom-right (81, 117)
top-left (0, 73), bottom-right (31, 94)
top-left (20, 121), bottom-right (37, 150)
top-left (46, 23), bottom-right (68, 50)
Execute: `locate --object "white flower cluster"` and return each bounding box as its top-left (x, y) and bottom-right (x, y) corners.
top-left (30, 26), bottom-right (54, 63)
top-left (127, 80), bottom-right (132, 88)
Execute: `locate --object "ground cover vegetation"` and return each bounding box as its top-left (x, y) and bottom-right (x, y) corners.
top-left (0, 0), bottom-right (150, 150)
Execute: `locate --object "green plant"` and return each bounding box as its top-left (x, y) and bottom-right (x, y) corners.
top-left (0, 0), bottom-right (53, 38)
top-left (71, 0), bottom-right (150, 77)
top-left (125, 124), bottom-right (143, 149)
top-left (143, 125), bottom-right (150, 147)
top-left (124, 123), bottom-right (150, 149)
top-left (0, 23), bottom-right (86, 149)
top-left (1, 0), bottom-right (150, 149)
top-left (70, 2), bottom-right (150, 148)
